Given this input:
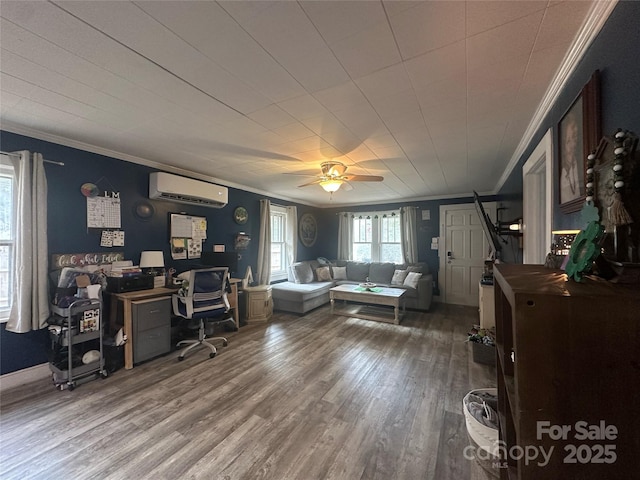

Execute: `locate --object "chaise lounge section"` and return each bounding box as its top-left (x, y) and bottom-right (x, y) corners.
top-left (271, 259), bottom-right (433, 315)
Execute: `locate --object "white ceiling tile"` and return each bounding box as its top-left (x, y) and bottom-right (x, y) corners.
top-left (302, 1), bottom-right (387, 44)
top-left (387, 0), bottom-right (466, 59)
top-left (534, 1), bottom-right (594, 52)
top-left (271, 122), bottom-right (316, 143)
top-left (354, 63), bottom-right (413, 100)
top-left (405, 40), bottom-right (466, 88)
top-left (331, 22), bottom-right (401, 78)
top-left (277, 94), bottom-right (329, 121)
top-left (281, 46), bottom-right (351, 93)
top-left (466, 1), bottom-right (547, 37)
top-left (248, 105), bottom-right (296, 130)
top-left (466, 10), bottom-right (545, 71)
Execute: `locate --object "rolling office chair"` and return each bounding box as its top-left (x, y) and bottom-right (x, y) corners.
top-left (172, 267), bottom-right (235, 360)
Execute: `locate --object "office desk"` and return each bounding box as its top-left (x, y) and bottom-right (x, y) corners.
top-left (111, 287), bottom-right (178, 370)
top-left (112, 278), bottom-right (241, 370)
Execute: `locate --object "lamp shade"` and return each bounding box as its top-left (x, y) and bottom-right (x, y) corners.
top-left (320, 179), bottom-right (342, 192)
top-left (140, 250), bottom-right (165, 268)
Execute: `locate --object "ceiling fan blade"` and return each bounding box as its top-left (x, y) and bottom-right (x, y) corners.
top-left (343, 174), bottom-right (384, 182)
top-left (297, 179), bottom-right (323, 188)
top-left (284, 172), bottom-right (320, 177)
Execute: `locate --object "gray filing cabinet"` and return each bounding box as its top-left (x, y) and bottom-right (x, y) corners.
top-left (132, 296), bottom-right (171, 364)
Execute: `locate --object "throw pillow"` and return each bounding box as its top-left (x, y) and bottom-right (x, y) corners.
top-left (316, 266), bottom-right (331, 281)
top-left (391, 269), bottom-right (409, 286)
top-left (332, 266), bottom-right (347, 280)
top-left (293, 262), bottom-right (314, 284)
top-left (403, 271), bottom-right (422, 289)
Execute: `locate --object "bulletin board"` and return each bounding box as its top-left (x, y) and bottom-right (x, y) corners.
top-left (170, 213), bottom-right (207, 260)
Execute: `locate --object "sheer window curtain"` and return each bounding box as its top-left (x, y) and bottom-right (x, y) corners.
top-left (400, 206), bottom-right (418, 264)
top-left (285, 205), bottom-right (297, 267)
top-left (6, 151), bottom-right (50, 333)
top-left (256, 199), bottom-right (272, 285)
top-left (337, 212), bottom-right (353, 261)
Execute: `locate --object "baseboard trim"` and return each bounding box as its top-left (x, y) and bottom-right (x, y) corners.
top-left (0, 363), bottom-right (50, 393)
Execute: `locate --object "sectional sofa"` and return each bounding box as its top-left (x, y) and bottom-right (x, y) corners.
top-left (271, 259), bottom-right (433, 315)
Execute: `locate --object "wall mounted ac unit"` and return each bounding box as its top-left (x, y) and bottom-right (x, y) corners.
top-left (149, 172), bottom-right (228, 208)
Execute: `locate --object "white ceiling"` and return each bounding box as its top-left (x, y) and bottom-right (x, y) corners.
top-left (0, 1), bottom-right (606, 206)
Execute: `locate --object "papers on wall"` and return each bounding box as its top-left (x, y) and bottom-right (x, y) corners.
top-left (171, 238), bottom-right (187, 260)
top-left (100, 230), bottom-right (125, 247)
top-left (170, 214), bottom-right (207, 260)
top-left (87, 196), bottom-right (121, 228)
top-left (187, 238), bottom-right (202, 259)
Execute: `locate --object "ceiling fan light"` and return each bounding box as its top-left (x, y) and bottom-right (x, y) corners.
top-left (320, 179), bottom-right (342, 192)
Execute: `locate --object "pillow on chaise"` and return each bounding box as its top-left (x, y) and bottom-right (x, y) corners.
top-left (316, 266), bottom-right (331, 281)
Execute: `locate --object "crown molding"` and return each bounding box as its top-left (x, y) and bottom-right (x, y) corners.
top-left (494, 0), bottom-right (618, 195)
top-left (0, 122), bottom-right (319, 207)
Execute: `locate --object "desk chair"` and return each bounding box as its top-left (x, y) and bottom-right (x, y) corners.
top-left (172, 267), bottom-right (234, 360)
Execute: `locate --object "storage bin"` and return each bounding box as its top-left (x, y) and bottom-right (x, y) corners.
top-left (463, 388), bottom-right (500, 478)
top-left (472, 341), bottom-right (496, 366)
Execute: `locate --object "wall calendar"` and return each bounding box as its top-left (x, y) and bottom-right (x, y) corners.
top-left (87, 195), bottom-right (121, 229)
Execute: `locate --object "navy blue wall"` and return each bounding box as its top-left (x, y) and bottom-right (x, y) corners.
top-left (0, 130), bottom-right (323, 375)
top-left (320, 194), bottom-right (499, 294)
top-left (498, 1), bottom-right (640, 234)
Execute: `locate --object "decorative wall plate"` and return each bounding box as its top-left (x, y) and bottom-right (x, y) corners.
top-left (133, 201), bottom-right (155, 221)
top-left (299, 213), bottom-right (317, 247)
top-left (234, 206), bottom-right (248, 224)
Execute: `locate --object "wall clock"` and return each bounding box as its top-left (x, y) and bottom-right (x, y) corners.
top-left (234, 206), bottom-right (248, 225)
top-left (299, 213), bottom-right (317, 247)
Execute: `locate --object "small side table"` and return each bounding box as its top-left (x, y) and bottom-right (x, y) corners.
top-left (243, 285), bottom-right (273, 323)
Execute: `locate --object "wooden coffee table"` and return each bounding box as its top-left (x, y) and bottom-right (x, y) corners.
top-left (329, 284), bottom-right (407, 325)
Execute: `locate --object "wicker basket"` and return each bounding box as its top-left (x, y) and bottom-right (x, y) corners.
top-left (463, 388), bottom-right (500, 478)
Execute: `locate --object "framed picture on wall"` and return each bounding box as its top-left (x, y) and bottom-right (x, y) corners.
top-left (558, 70), bottom-right (601, 214)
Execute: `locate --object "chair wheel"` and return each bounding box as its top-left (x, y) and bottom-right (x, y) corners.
top-left (223, 340), bottom-right (228, 347)
top-left (178, 356), bottom-right (184, 361)
top-left (100, 370), bottom-right (109, 379)
top-left (209, 352), bottom-right (216, 358)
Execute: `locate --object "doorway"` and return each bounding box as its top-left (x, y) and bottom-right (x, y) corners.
top-left (522, 129), bottom-right (553, 264)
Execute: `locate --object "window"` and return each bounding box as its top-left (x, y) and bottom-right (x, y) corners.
top-left (352, 211), bottom-right (402, 263)
top-left (0, 154), bottom-right (15, 321)
top-left (270, 205), bottom-right (289, 281)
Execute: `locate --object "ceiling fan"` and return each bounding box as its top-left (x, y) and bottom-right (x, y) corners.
top-left (295, 161), bottom-right (384, 193)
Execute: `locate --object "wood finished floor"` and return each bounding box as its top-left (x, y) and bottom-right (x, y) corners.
top-left (1, 303), bottom-right (496, 480)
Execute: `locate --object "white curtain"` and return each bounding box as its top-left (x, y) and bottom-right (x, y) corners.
top-left (337, 212), bottom-right (352, 261)
top-left (6, 151), bottom-right (50, 333)
top-left (256, 199), bottom-right (272, 285)
top-left (285, 205), bottom-right (297, 266)
top-left (401, 206), bottom-right (418, 264)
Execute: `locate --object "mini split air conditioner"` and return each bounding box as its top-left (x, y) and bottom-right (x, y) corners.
top-left (149, 172), bottom-right (228, 208)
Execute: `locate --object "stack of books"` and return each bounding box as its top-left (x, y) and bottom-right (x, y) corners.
top-left (109, 265), bottom-right (142, 277)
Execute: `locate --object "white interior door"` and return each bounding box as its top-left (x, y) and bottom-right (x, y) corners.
top-left (439, 202), bottom-right (496, 306)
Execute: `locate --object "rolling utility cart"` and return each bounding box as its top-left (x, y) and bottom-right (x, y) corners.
top-left (49, 298), bottom-right (108, 390)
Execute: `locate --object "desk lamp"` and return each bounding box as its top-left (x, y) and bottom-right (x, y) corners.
top-left (140, 251), bottom-right (165, 288)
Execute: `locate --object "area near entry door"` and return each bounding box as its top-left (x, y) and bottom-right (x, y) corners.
top-left (439, 202), bottom-right (496, 306)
